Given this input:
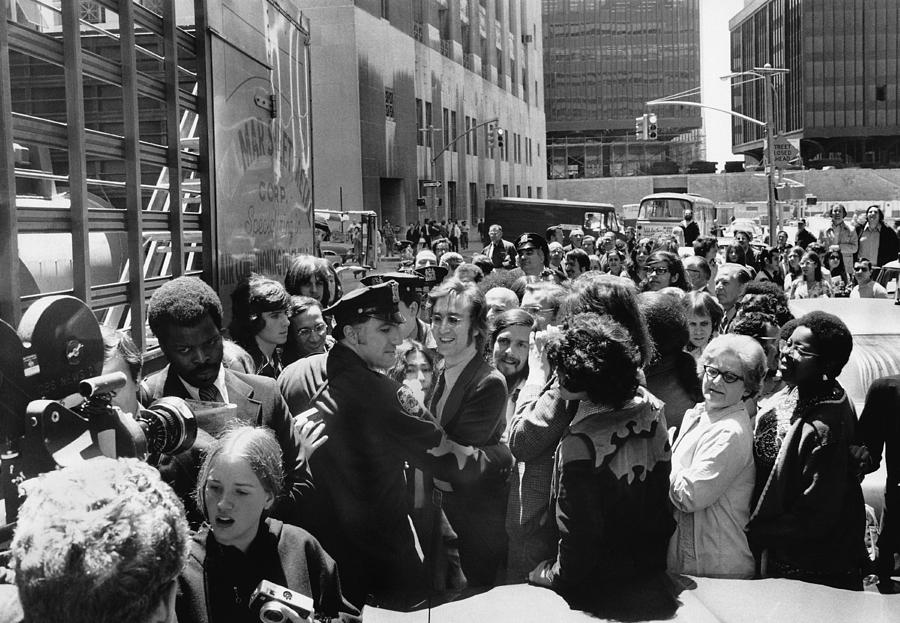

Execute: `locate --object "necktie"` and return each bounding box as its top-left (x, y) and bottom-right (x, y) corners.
top-left (431, 373), bottom-right (446, 421)
top-left (199, 384), bottom-right (221, 402)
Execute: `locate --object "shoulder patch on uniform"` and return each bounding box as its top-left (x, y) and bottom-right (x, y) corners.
top-left (396, 385), bottom-right (424, 417)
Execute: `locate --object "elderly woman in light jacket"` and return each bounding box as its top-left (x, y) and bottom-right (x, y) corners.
top-left (667, 334), bottom-right (767, 578)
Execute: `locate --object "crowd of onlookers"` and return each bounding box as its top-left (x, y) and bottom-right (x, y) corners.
top-left (3, 207), bottom-right (899, 623)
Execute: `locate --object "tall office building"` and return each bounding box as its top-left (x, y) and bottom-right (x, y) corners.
top-left (543, 0), bottom-right (703, 179)
top-left (730, 0), bottom-right (900, 168)
top-left (299, 0), bottom-right (546, 228)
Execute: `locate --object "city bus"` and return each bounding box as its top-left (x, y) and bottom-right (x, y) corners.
top-left (635, 193), bottom-right (731, 242)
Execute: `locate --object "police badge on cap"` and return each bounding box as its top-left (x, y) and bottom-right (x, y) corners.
top-left (414, 265), bottom-right (448, 289)
top-left (323, 281), bottom-right (405, 324)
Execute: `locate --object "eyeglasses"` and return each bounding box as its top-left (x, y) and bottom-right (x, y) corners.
top-left (296, 322), bottom-right (328, 339)
top-left (432, 313), bottom-right (463, 328)
top-left (853, 265), bottom-right (870, 272)
top-left (521, 305), bottom-right (555, 316)
top-left (703, 365), bottom-right (743, 384)
top-left (779, 341), bottom-right (820, 358)
top-left (646, 265), bottom-right (670, 275)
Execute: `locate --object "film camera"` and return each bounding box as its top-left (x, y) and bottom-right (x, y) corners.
top-left (250, 580), bottom-right (314, 623)
top-left (0, 295), bottom-right (197, 523)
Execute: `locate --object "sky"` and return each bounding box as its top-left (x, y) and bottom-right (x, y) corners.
top-left (700, 0), bottom-right (747, 167)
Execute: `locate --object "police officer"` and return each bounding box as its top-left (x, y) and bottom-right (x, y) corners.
top-left (514, 233), bottom-right (560, 287)
top-left (277, 281), bottom-right (511, 609)
top-left (361, 272), bottom-right (436, 349)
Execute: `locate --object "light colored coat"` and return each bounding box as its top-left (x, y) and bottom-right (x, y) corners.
top-left (667, 401), bottom-right (755, 578)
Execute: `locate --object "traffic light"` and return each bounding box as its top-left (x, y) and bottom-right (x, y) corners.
top-left (488, 124), bottom-right (496, 148)
top-left (496, 127), bottom-right (505, 149)
top-left (635, 115), bottom-right (646, 140)
top-left (647, 113), bottom-right (658, 140)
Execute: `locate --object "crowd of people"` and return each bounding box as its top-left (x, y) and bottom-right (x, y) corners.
top-left (4, 209), bottom-right (900, 623)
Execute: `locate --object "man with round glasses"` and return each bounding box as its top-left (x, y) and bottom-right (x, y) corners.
top-left (850, 258), bottom-right (888, 299)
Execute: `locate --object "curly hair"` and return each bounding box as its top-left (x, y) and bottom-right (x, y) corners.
top-left (546, 313), bottom-right (640, 407)
top-left (195, 425), bottom-right (284, 522)
top-left (795, 311), bottom-right (854, 379)
top-left (228, 273), bottom-right (290, 349)
top-left (640, 291), bottom-right (703, 403)
top-left (560, 273), bottom-right (654, 367)
top-left (700, 335), bottom-right (767, 398)
top-left (147, 276), bottom-right (223, 338)
top-left (740, 281), bottom-right (794, 326)
top-left (12, 458), bottom-right (189, 623)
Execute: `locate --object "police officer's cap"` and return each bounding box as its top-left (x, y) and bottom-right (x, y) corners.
top-left (515, 232), bottom-right (550, 266)
top-left (323, 281), bottom-right (405, 324)
top-left (414, 265), bottom-right (449, 289)
top-left (361, 272), bottom-right (425, 297)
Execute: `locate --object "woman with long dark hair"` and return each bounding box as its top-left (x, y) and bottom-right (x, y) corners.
top-left (824, 249), bottom-right (850, 295)
top-left (228, 274), bottom-right (291, 378)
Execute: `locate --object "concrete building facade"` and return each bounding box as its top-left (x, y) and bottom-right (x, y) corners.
top-left (730, 0), bottom-right (900, 168)
top-left (543, 0), bottom-right (704, 179)
top-left (300, 0), bottom-right (547, 229)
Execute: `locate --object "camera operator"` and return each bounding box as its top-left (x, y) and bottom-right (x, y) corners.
top-left (5, 458), bottom-right (189, 623)
top-left (139, 277), bottom-right (314, 526)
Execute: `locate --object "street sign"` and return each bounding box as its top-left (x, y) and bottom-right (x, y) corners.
top-left (772, 136), bottom-right (800, 168)
top-left (422, 181), bottom-right (442, 188)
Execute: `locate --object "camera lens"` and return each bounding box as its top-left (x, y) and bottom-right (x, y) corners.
top-left (136, 396), bottom-right (197, 455)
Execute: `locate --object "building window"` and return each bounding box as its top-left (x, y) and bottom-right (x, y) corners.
top-left (536, 187), bottom-right (543, 199)
top-left (385, 88), bottom-right (394, 120)
top-left (516, 185), bottom-right (521, 197)
top-left (527, 186), bottom-right (532, 198)
top-left (425, 102), bottom-right (433, 148)
top-left (451, 110), bottom-right (458, 151)
top-left (443, 108), bottom-right (450, 149)
top-left (465, 116), bottom-right (471, 154)
top-left (472, 117), bottom-right (478, 156)
top-left (416, 99), bottom-right (424, 146)
top-left (486, 183), bottom-right (495, 199)
top-left (502, 184), bottom-right (509, 196)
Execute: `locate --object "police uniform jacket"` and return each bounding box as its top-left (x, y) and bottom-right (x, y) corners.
top-left (277, 342), bottom-right (512, 607)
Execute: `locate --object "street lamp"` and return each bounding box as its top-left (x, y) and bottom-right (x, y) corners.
top-left (647, 64), bottom-right (789, 242)
top-left (721, 64), bottom-right (790, 240)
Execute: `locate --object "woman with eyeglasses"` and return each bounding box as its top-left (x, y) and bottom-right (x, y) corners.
top-left (747, 311), bottom-right (866, 590)
top-left (228, 274), bottom-right (291, 378)
top-left (282, 295), bottom-right (333, 366)
top-left (668, 334), bottom-right (765, 579)
top-left (787, 251), bottom-right (833, 299)
top-left (640, 251), bottom-right (689, 292)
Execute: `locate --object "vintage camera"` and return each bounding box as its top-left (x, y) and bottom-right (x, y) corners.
top-left (250, 580), bottom-right (314, 623)
top-left (0, 295), bottom-right (197, 523)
